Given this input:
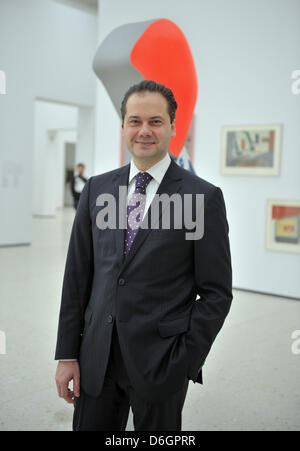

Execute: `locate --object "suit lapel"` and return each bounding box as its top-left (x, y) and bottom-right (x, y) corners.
top-left (111, 164), bottom-right (130, 267)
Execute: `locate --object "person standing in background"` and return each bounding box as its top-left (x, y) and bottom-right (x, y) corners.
top-left (71, 163), bottom-right (87, 210)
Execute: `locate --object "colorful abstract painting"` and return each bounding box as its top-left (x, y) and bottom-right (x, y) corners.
top-left (221, 124), bottom-right (282, 175)
top-left (266, 199), bottom-right (300, 253)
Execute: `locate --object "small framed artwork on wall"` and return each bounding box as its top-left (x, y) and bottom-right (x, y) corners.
top-left (265, 199), bottom-right (300, 254)
top-left (221, 124), bottom-right (282, 175)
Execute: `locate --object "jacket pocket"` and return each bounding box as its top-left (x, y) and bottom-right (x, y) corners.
top-left (158, 314), bottom-right (190, 338)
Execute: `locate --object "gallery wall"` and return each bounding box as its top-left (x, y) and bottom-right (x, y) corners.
top-left (94, 0), bottom-right (300, 298)
top-left (0, 0), bottom-right (97, 244)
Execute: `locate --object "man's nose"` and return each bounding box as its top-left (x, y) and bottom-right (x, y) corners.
top-left (138, 123), bottom-right (152, 136)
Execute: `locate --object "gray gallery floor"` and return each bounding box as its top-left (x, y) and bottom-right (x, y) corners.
top-left (0, 208), bottom-right (299, 431)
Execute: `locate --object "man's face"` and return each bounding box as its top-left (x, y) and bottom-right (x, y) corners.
top-left (122, 91), bottom-right (176, 168)
top-left (77, 165), bottom-right (84, 175)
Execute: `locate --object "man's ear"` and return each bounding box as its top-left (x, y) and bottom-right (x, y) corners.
top-left (171, 121), bottom-right (176, 138)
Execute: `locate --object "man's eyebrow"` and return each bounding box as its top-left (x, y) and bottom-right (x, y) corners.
top-left (127, 115), bottom-right (164, 119)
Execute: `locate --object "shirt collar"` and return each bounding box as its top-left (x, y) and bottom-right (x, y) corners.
top-left (128, 153), bottom-right (171, 186)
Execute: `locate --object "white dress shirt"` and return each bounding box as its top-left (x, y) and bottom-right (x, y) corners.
top-left (127, 152), bottom-right (171, 220)
top-left (74, 176), bottom-right (86, 194)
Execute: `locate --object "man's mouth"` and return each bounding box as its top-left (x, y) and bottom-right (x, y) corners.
top-left (135, 141), bottom-right (155, 146)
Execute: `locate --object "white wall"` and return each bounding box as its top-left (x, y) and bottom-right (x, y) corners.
top-left (0, 0), bottom-right (97, 244)
top-left (95, 0), bottom-right (300, 298)
top-left (77, 106), bottom-right (95, 178)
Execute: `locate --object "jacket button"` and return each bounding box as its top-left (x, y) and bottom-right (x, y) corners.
top-left (118, 278), bottom-right (125, 286)
top-left (107, 315), bottom-right (113, 323)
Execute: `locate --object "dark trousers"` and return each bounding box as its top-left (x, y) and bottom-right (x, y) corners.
top-left (73, 324), bottom-right (189, 431)
top-left (73, 194), bottom-right (80, 210)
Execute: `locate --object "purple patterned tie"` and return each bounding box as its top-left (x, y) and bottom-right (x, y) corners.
top-left (124, 171), bottom-right (153, 256)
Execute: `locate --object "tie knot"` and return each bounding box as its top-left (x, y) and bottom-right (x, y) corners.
top-left (135, 172), bottom-right (153, 192)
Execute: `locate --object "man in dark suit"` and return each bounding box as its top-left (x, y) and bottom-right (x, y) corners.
top-left (70, 163), bottom-right (87, 210)
top-left (55, 80), bottom-right (232, 431)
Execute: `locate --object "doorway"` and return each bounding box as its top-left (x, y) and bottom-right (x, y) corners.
top-left (64, 142), bottom-right (76, 207)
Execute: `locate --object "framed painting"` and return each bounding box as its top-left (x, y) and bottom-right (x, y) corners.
top-left (265, 199), bottom-right (300, 254)
top-left (221, 124), bottom-right (282, 175)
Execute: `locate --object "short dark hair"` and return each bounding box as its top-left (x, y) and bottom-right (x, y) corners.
top-left (121, 80), bottom-right (177, 126)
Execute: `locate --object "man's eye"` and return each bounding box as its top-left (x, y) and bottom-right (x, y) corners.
top-left (152, 120), bottom-right (162, 125)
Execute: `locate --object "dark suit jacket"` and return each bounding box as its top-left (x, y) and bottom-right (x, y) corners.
top-left (55, 159), bottom-right (232, 403)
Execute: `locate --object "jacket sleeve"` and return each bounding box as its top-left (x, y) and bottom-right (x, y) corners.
top-left (185, 186), bottom-right (233, 381)
top-left (55, 177), bottom-right (94, 360)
